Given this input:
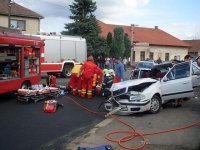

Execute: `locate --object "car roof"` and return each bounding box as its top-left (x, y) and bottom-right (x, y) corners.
top-left (152, 62), bottom-right (173, 69)
top-left (138, 60), bottom-right (154, 63)
top-left (134, 62), bottom-right (173, 72)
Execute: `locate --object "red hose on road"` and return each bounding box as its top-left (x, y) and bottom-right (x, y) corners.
top-left (65, 96), bottom-right (200, 150)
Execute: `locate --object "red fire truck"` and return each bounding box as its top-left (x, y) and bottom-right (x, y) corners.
top-left (0, 27), bottom-right (44, 94)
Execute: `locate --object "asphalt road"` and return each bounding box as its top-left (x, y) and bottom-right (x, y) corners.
top-left (0, 87), bottom-right (106, 150)
top-left (0, 69), bottom-right (138, 150)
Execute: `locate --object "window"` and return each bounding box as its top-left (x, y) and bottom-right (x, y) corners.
top-left (140, 51), bottom-right (145, 61)
top-left (10, 19), bottom-right (26, 31)
top-left (166, 62), bottom-right (190, 80)
top-left (165, 53), bottom-right (169, 61)
top-left (149, 52), bottom-right (154, 60)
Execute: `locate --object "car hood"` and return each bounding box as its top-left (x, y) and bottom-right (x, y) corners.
top-left (110, 78), bottom-right (157, 92)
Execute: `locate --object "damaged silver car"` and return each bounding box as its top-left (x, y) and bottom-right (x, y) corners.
top-left (104, 61), bottom-right (200, 115)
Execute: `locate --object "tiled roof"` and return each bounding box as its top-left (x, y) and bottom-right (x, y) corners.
top-left (97, 20), bottom-right (190, 47)
top-left (183, 40), bottom-right (200, 52)
top-left (0, 0), bottom-right (44, 19)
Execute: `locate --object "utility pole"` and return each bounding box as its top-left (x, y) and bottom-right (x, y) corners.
top-left (131, 24), bottom-right (134, 64)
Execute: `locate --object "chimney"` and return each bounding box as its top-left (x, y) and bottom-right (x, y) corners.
top-left (131, 24), bottom-right (135, 27)
top-left (155, 26), bottom-right (158, 29)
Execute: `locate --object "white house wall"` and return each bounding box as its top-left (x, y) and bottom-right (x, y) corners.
top-left (133, 43), bottom-right (188, 63)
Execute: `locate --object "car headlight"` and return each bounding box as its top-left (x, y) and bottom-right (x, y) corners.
top-left (130, 94), bottom-right (145, 101)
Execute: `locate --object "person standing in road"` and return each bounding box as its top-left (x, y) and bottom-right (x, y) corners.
top-left (113, 57), bottom-right (125, 83)
top-left (123, 57), bottom-right (128, 72)
top-left (172, 55), bottom-right (179, 64)
top-left (80, 55), bottom-right (98, 99)
top-left (156, 57), bottom-right (162, 64)
top-left (184, 54), bottom-right (192, 62)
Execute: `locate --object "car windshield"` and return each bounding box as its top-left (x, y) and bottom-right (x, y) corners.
top-left (130, 63), bottom-right (173, 80)
top-left (136, 61), bottom-right (153, 69)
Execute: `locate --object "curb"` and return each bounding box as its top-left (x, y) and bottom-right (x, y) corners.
top-left (66, 118), bottom-right (113, 150)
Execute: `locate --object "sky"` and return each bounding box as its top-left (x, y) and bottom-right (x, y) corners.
top-left (14, 0), bottom-right (200, 40)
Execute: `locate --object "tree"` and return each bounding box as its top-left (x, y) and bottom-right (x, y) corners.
top-left (124, 33), bottom-right (131, 58)
top-left (106, 32), bottom-right (113, 48)
top-left (61, 0), bottom-right (103, 55)
top-left (93, 37), bottom-right (110, 57)
top-left (113, 27), bottom-right (125, 57)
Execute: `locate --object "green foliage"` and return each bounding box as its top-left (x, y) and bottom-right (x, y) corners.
top-left (61, 0), bottom-right (132, 58)
top-left (69, 0), bottom-right (97, 21)
top-left (106, 32), bottom-right (113, 48)
top-left (113, 27), bottom-right (125, 57)
top-left (93, 37), bottom-right (110, 57)
top-left (124, 33), bottom-right (131, 57)
top-left (62, 0), bottom-right (108, 56)
top-left (109, 43), bottom-right (116, 57)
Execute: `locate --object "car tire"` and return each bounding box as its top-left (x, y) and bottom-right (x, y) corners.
top-left (62, 65), bottom-right (72, 78)
top-left (149, 95), bottom-right (161, 114)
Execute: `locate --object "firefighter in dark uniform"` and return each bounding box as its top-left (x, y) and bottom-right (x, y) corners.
top-left (101, 69), bottom-right (114, 97)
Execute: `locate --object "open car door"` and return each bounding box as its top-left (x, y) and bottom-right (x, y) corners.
top-left (191, 56), bottom-right (200, 88)
top-left (161, 62), bottom-right (194, 101)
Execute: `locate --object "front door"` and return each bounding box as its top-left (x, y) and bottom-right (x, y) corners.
top-left (161, 62), bottom-right (193, 101)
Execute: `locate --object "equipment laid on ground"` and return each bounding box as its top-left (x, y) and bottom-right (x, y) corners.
top-left (43, 100), bottom-right (64, 113)
top-left (17, 85), bottom-right (61, 103)
top-left (77, 145), bottom-right (113, 150)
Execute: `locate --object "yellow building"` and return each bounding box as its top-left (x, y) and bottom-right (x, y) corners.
top-left (0, 0), bottom-right (44, 34)
top-left (98, 20), bottom-right (190, 64)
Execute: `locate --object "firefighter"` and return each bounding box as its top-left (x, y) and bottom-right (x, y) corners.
top-left (68, 63), bottom-right (82, 95)
top-left (101, 69), bottom-right (114, 97)
top-left (103, 69), bottom-right (108, 77)
top-left (80, 56), bottom-right (98, 99)
top-left (92, 73), bottom-right (97, 90)
top-left (46, 75), bottom-right (57, 87)
top-left (96, 67), bottom-right (103, 87)
top-left (77, 73), bottom-right (83, 96)
top-left (94, 67), bottom-right (103, 95)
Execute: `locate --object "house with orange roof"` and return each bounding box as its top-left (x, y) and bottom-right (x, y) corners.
top-left (183, 40), bottom-right (200, 57)
top-left (0, 0), bottom-right (43, 34)
top-left (97, 20), bottom-right (190, 63)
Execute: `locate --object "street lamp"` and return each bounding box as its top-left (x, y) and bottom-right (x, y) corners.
top-left (8, 0), bottom-right (13, 28)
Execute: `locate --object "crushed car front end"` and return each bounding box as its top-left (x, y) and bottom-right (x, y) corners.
top-left (104, 78), bottom-right (159, 115)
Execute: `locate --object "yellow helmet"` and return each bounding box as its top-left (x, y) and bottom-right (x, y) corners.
top-left (103, 69), bottom-right (108, 75)
top-left (108, 69), bottom-right (114, 75)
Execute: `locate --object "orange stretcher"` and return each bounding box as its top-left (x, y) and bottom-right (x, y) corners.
top-left (17, 86), bottom-right (60, 103)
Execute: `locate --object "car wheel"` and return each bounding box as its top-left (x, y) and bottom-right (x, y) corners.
top-left (62, 65), bottom-right (72, 78)
top-left (149, 95), bottom-right (161, 114)
top-left (104, 101), bottom-right (113, 112)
